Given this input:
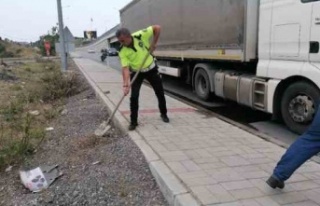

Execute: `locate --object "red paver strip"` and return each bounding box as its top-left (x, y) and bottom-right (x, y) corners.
top-left (121, 108), bottom-right (196, 115)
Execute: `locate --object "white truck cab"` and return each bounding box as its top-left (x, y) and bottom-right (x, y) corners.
top-left (258, 0), bottom-right (320, 133)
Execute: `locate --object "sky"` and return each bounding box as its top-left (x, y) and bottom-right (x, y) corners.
top-left (0, 0), bottom-right (132, 42)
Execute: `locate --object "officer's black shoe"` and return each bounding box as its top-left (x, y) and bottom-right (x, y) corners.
top-left (128, 122), bottom-right (138, 131)
top-left (266, 176), bottom-right (285, 189)
top-left (161, 114), bottom-right (170, 123)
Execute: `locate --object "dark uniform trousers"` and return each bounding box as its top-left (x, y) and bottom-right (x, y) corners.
top-left (130, 66), bottom-right (167, 123)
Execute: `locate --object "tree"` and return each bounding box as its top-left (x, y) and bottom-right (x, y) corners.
top-left (34, 26), bottom-right (59, 56)
top-left (51, 26), bottom-right (58, 36)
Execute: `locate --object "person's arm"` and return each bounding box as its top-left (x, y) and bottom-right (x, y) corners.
top-left (122, 67), bottom-right (130, 96)
top-left (150, 25), bottom-right (161, 54)
top-left (119, 51), bottom-right (131, 96)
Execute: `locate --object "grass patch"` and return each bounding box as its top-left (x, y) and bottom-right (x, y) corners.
top-left (0, 40), bottom-right (38, 58)
top-left (0, 59), bottom-right (82, 169)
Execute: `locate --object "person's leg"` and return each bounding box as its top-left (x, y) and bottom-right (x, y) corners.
top-left (267, 106), bottom-right (320, 188)
top-left (273, 134), bottom-right (320, 181)
top-left (130, 72), bottom-right (144, 128)
top-left (306, 105), bottom-right (320, 136)
top-left (145, 68), bottom-right (168, 120)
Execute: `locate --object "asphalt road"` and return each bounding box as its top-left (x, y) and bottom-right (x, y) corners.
top-left (75, 50), bottom-right (299, 147)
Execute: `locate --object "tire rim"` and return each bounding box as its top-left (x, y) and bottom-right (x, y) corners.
top-left (198, 75), bottom-right (207, 95)
top-left (288, 95), bottom-right (315, 124)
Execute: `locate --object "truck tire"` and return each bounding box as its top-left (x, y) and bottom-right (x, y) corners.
top-left (194, 68), bottom-right (211, 101)
top-left (281, 81), bottom-right (320, 134)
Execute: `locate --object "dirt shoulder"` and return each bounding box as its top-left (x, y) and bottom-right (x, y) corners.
top-left (0, 61), bottom-right (167, 206)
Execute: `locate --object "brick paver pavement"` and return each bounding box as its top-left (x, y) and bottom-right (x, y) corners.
top-left (74, 57), bottom-right (320, 206)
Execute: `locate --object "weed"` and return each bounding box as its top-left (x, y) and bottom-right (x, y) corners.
top-left (25, 67), bottom-right (32, 72)
top-left (31, 127), bottom-right (46, 140)
top-left (118, 176), bottom-right (138, 198)
top-left (0, 59), bottom-right (82, 169)
top-left (119, 176), bottom-right (129, 197)
top-left (16, 49), bottom-right (22, 54)
top-left (43, 107), bottom-right (59, 120)
top-left (40, 70), bottom-right (81, 102)
top-left (0, 114), bottom-right (36, 168)
top-left (11, 84), bottom-right (22, 91)
top-left (1, 99), bottom-right (24, 122)
top-left (17, 90), bottom-right (39, 104)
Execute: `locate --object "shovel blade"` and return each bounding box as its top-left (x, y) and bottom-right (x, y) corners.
top-left (95, 121), bottom-right (111, 137)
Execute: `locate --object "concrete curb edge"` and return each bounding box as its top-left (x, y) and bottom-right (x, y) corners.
top-left (73, 58), bottom-right (201, 206)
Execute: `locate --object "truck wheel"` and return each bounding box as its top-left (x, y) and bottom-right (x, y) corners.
top-left (281, 81), bottom-right (320, 134)
top-left (194, 68), bottom-right (211, 100)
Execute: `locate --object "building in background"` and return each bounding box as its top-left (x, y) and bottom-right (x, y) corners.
top-left (84, 30), bottom-right (97, 41)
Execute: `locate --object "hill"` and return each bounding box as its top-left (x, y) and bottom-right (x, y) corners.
top-left (0, 40), bottom-right (39, 58)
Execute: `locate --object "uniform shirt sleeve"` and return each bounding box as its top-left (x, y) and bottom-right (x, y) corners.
top-left (141, 26), bottom-right (154, 42)
top-left (119, 50), bottom-right (129, 68)
top-left (132, 26), bottom-right (154, 45)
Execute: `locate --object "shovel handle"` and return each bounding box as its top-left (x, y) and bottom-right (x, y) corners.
top-left (105, 53), bottom-right (151, 125)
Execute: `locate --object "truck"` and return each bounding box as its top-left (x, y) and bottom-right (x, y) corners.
top-left (120, 0), bottom-right (320, 134)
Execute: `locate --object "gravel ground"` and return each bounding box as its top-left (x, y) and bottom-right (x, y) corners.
top-left (0, 64), bottom-right (167, 206)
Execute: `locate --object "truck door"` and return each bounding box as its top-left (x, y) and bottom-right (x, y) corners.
top-left (309, 0), bottom-right (320, 66)
top-left (266, 0), bottom-right (313, 79)
top-left (270, 0), bottom-right (312, 61)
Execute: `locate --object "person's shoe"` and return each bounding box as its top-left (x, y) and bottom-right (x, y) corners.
top-left (128, 122), bottom-right (138, 131)
top-left (266, 176), bottom-right (285, 189)
top-left (161, 114), bottom-right (170, 123)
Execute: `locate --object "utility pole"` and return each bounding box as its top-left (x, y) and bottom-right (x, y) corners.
top-left (57, 0), bottom-right (67, 71)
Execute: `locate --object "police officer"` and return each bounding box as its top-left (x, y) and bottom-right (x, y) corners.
top-left (116, 25), bottom-right (169, 131)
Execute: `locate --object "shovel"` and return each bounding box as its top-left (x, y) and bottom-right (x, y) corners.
top-left (95, 52), bottom-right (151, 137)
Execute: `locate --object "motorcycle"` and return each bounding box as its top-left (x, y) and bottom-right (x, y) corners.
top-left (100, 49), bottom-right (108, 62)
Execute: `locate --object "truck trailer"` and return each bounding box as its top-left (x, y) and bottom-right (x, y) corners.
top-left (120, 0), bottom-right (320, 134)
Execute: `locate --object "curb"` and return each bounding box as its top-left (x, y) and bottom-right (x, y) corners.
top-left (73, 58), bottom-right (201, 206)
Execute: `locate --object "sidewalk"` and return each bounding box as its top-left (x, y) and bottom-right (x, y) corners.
top-left (73, 57), bottom-right (320, 206)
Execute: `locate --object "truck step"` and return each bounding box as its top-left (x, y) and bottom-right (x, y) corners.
top-left (252, 80), bottom-right (268, 112)
top-left (254, 91), bottom-right (265, 95)
top-left (254, 103), bottom-right (265, 109)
